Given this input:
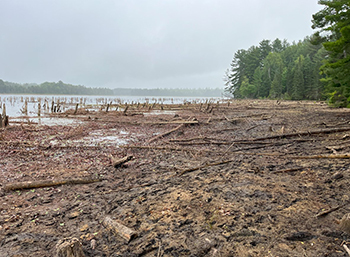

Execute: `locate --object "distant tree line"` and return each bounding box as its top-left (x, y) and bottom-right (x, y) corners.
top-left (113, 88), bottom-right (223, 97)
top-left (225, 0), bottom-right (350, 107)
top-left (0, 80), bottom-right (114, 95)
top-left (0, 79), bottom-right (223, 97)
top-left (224, 37), bottom-right (326, 101)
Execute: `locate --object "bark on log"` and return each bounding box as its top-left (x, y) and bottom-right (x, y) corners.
top-left (4, 177), bottom-right (102, 191)
top-left (111, 155), bottom-right (133, 168)
top-left (56, 237), bottom-right (85, 257)
top-left (102, 216), bottom-right (137, 242)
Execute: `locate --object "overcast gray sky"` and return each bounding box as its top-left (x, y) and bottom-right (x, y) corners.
top-left (0, 1), bottom-right (322, 89)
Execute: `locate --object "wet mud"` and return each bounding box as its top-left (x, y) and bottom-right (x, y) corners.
top-left (1, 99), bottom-right (350, 256)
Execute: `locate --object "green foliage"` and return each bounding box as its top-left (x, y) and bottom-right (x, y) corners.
top-left (312, 0), bottom-right (350, 106)
top-left (224, 37), bottom-right (325, 100)
top-left (328, 90), bottom-right (348, 108)
top-left (239, 76), bottom-right (257, 98)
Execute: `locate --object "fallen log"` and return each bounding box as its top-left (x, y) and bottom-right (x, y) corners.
top-left (122, 145), bottom-right (282, 157)
top-left (148, 124), bottom-right (185, 143)
top-left (248, 127), bottom-right (350, 142)
top-left (102, 216), bottom-right (137, 242)
top-left (111, 155), bottom-right (133, 168)
top-left (143, 120), bottom-right (198, 125)
top-left (4, 177), bottom-right (102, 191)
top-left (292, 154), bottom-right (350, 159)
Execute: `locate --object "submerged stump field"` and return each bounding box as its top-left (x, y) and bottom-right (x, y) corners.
top-left (1, 99), bottom-right (350, 256)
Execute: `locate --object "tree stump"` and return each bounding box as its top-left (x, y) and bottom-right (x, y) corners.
top-left (56, 237), bottom-right (85, 257)
top-left (339, 213), bottom-right (350, 234)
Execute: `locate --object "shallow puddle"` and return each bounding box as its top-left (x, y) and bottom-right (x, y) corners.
top-left (144, 110), bottom-right (177, 116)
top-left (10, 117), bottom-right (82, 126)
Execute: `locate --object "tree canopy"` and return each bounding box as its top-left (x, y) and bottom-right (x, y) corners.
top-left (225, 0), bottom-right (350, 107)
top-left (224, 38), bottom-right (326, 100)
top-left (312, 0), bottom-right (350, 107)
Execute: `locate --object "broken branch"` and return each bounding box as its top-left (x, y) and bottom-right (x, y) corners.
top-left (315, 203), bottom-right (346, 218)
top-left (148, 124), bottom-right (185, 143)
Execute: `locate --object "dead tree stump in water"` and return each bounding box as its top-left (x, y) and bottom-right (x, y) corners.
top-left (56, 237), bottom-right (85, 257)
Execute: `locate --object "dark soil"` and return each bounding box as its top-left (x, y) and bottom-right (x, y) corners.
top-left (1, 99), bottom-right (350, 256)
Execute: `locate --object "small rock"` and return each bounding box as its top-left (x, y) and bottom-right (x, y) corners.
top-left (90, 239), bottom-right (96, 250)
top-left (332, 172), bottom-right (344, 180)
top-left (68, 211), bottom-right (80, 219)
top-left (80, 224), bottom-right (89, 232)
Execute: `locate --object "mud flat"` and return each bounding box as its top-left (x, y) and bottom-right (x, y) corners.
top-left (1, 99), bottom-right (350, 256)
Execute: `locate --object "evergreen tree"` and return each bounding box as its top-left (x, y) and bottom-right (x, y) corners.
top-left (312, 0), bottom-right (350, 106)
top-left (292, 55), bottom-right (305, 100)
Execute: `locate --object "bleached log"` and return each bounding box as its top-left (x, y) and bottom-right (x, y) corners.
top-left (4, 177), bottom-right (102, 191)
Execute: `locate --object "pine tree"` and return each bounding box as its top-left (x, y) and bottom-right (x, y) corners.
top-left (312, 0), bottom-right (350, 106)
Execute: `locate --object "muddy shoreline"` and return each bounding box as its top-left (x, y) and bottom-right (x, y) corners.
top-left (1, 99), bottom-right (350, 256)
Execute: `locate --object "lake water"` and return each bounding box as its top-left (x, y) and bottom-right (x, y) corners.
top-left (0, 94), bottom-right (225, 119)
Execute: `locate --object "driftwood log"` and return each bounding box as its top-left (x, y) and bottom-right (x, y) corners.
top-left (102, 216), bottom-right (137, 242)
top-left (56, 237), bottom-right (85, 257)
top-left (4, 177), bottom-right (102, 191)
